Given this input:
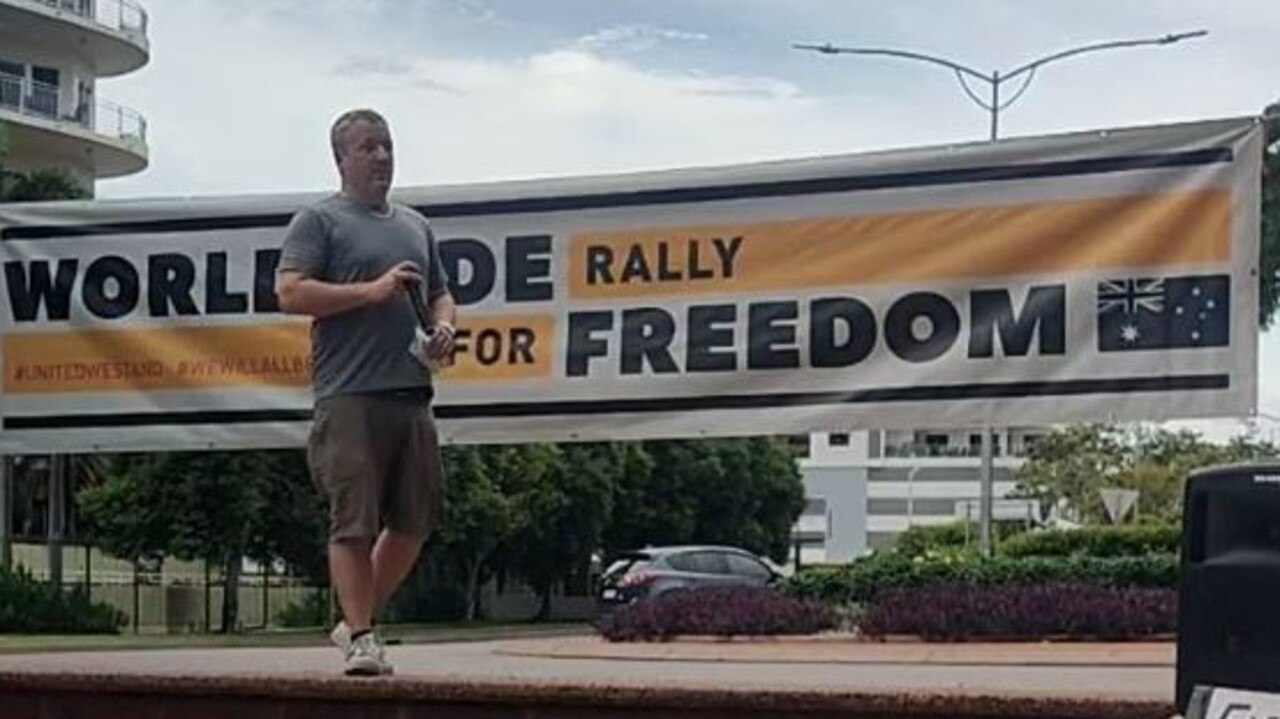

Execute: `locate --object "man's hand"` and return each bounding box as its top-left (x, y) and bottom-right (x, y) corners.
top-left (426, 321), bottom-right (456, 363)
top-left (365, 261), bottom-right (422, 304)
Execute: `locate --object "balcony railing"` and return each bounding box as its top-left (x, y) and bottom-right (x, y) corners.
top-left (883, 442), bottom-right (1006, 459)
top-left (27, 0), bottom-right (148, 37)
top-left (0, 74), bottom-right (147, 147)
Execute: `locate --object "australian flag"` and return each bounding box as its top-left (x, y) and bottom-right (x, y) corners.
top-left (1097, 274), bottom-right (1230, 352)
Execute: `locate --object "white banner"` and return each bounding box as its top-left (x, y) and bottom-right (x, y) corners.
top-left (0, 117), bottom-right (1263, 453)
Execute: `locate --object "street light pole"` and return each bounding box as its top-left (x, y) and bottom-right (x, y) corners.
top-left (793, 30), bottom-right (1208, 140)
top-left (794, 30), bottom-right (1206, 556)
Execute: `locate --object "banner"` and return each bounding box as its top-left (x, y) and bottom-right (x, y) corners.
top-left (0, 117), bottom-right (1263, 453)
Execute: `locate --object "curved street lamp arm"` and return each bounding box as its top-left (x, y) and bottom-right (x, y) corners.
top-left (1000, 30), bottom-right (1208, 82)
top-left (955, 70), bottom-right (994, 111)
top-left (792, 43), bottom-right (990, 83)
top-left (997, 67), bottom-right (1037, 111)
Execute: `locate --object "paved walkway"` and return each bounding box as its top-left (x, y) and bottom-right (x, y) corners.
top-left (0, 634), bottom-right (1176, 702)
top-left (496, 634), bottom-right (1175, 668)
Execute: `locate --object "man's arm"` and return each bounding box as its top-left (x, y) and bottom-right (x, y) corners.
top-left (421, 219), bottom-right (456, 328)
top-left (277, 207), bottom-right (416, 319)
top-left (277, 262), bottom-right (423, 318)
top-left (428, 291), bottom-right (456, 328)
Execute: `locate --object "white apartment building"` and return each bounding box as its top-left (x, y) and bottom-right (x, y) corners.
top-left (793, 427), bottom-right (1046, 564)
top-left (0, 0), bottom-right (149, 193)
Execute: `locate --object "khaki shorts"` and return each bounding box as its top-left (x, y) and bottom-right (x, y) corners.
top-left (307, 388), bottom-right (444, 542)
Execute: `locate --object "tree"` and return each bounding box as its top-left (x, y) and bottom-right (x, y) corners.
top-left (1015, 424), bottom-right (1279, 522)
top-left (248, 451), bottom-right (329, 584)
top-left (77, 450), bottom-right (326, 632)
top-left (503, 443), bottom-right (616, 620)
top-left (0, 122), bottom-right (89, 201)
top-left (736, 436), bottom-right (809, 561)
top-left (601, 442), bottom-right (693, 553)
top-left (2, 169), bottom-right (88, 202)
top-left (603, 438), bottom-right (805, 563)
top-left (435, 445), bottom-right (526, 620)
top-left (77, 454), bottom-right (176, 566)
top-left (1015, 424), bottom-right (1127, 522)
top-left (369, 436), bottom-right (806, 623)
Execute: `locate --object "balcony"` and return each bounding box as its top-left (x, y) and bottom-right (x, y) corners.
top-left (0, 0), bottom-right (150, 76)
top-left (884, 442), bottom-right (994, 459)
top-left (0, 74), bottom-right (147, 178)
top-left (33, 0), bottom-right (146, 33)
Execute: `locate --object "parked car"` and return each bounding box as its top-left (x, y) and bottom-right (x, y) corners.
top-left (597, 545), bottom-right (780, 608)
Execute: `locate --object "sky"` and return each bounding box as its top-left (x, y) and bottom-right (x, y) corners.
top-left (93, 0), bottom-right (1280, 441)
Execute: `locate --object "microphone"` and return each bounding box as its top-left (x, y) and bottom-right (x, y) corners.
top-left (407, 284), bottom-right (434, 335)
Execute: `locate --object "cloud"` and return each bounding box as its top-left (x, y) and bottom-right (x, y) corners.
top-left (331, 56), bottom-right (416, 77)
top-left (693, 78), bottom-right (801, 100)
top-left (442, 0), bottom-right (496, 23)
top-left (575, 24), bottom-right (710, 52)
top-left (100, 1), bottom-right (1279, 199)
top-left (330, 56), bottom-right (465, 95)
top-left (99, 3), bottom-right (846, 200)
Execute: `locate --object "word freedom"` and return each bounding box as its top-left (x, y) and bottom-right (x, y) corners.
top-left (564, 287), bottom-right (1065, 376)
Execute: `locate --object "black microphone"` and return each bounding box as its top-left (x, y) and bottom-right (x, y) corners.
top-left (407, 285), bottom-right (434, 334)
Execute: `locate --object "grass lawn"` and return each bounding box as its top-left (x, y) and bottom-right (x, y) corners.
top-left (0, 621), bottom-right (592, 654)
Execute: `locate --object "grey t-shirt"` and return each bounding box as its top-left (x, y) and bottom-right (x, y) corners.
top-left (279, 194), bottom-right (449, 400)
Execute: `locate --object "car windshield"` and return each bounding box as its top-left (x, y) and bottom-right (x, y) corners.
top-left (602, 554), bottom-right (651, 582)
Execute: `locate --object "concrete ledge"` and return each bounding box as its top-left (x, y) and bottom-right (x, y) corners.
top-left (495, 635), bottom-right (1176, 667)
top-left (0, 671), bottom-right (1175, 719)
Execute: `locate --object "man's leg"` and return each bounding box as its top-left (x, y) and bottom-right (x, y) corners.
top-left (378, 397), bottom-right (444, 610)
top-left (308, 394), bottom-right (391, 675)
top-left (372, 530), bottom-right (422, 606)
top-left (330, 538), bottom-right (376, 632)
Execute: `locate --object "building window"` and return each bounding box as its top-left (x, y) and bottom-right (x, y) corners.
top-left (965, 432), bottom-right (1004, 456)
top-left (786, 434), bottom-right (810, 459)
top-left (31, 66), bottom-right (59, 85)
top-left (28, 66), bottom-right (60, 118)
top-left (0, 60), bottom-right (22, 110)
top-left (924, 434), bottom-right (948, 455)
top-left (829, 432), bottom-right (849, 447)
top-left (1021, 434), bottom-right (1044, 456)
top-left (803, 498), bottom-right (828, 516)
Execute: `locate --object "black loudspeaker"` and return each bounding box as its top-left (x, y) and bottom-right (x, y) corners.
top-left (1177, 462), bottom-right (1280, 712)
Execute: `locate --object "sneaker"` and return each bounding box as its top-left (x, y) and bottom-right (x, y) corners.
top-left (343, 632), bottom-right (393, 676)
top-left (329, 621), bottom-right (352, 655)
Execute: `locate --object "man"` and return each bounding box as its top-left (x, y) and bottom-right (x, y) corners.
top-left (277, 108), bottom-right (456, 676)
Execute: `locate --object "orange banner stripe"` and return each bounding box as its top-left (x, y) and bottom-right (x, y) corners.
top-left (4, 324), bottom-right (312, 393)
top-left (568, 191), bottom-right (1231, 299)
top-left (438, 314), bottom-right (555, 382)
top-left (4, 315), bottom-right (558, 394)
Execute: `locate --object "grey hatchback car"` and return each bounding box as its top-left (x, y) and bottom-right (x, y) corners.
top-left (597, 545), bottom-right (781, 607)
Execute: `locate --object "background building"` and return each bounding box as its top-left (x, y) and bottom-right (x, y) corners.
top-left (793, 427), bottom-right (1045, 564)
top-left (0, 0), bottom-right (149, 194)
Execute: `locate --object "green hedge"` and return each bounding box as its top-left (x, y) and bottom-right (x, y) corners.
top-left (783, 552), bottom-right (1178, 605)
top-left (891, 524), bottom-right (973, 558)
top-left (888, 521), bottom-right (1182, 560)
top-left (0, 565), bottom-right (127, 634)
top-left (998, 523), bottom-right (1180, 558)
top-left (892, 522), bottom-right (1025, 558)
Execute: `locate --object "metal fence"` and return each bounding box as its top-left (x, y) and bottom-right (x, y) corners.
top-left (0, 74), bottom-right (147, 146)
top-left (11, 543), bottom-right (322, 633)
